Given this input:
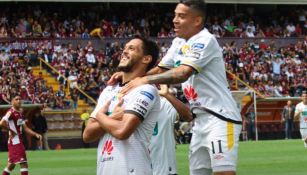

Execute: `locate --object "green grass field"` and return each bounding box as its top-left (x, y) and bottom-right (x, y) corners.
top-left (0, 139), bottom-right (306, 175)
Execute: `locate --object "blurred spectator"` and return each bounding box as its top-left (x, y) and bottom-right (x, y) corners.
top-left (90, 27), bottom-right (104, 40)
top-left (281, 100), bottom-right (295, 139)
top-left (32, 108), bottom-right (50, 150)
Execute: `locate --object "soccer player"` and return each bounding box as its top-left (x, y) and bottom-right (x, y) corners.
top-left (294, 91), bottom-right (307, 148)
top-left (150, 84), bottom-right (193, 175)
top-left (83, 36), bottom-right (160, 175)
top-left (0, 95), bottom-right (42, 175)
top-left (112, 1), bottom-right (242, 174)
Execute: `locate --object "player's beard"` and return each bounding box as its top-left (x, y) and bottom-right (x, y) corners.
top-left (117, 57), bottom-right (138, 73)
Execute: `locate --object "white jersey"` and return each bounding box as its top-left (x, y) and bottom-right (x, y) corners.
top-left (159, 28), bottom-right (241, 123)
top-left (295, 102), bottom-right (307, 129)
top-left (91, 83), bottom-right (160, 175)
top-left (149, 97), bottom-right (177, 175)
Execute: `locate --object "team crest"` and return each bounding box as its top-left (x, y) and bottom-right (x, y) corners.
top-left (179, 45), bottom-right (190, 55)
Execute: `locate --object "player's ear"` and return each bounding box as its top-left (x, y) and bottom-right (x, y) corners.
top-left (142, 55), bottom-right (152, 65)
top-left (194, 16), bottom-right (203, 28)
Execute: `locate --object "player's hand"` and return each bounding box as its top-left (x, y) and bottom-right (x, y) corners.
top-left (36, 134), bottom-right (42, 141)
top-left (158, 84), bottom-right (169, 97)
top-left (107, 72), bottom-right (123, 86)
top-left (113, 97), bottom-right (124, 114)
top-left (97, 100), bottom-right (112, 117)
top-left (120, 77), bottom-right (148, 95)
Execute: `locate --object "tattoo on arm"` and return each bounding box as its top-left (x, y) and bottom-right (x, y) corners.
top-left (147, 68), bottom-right (190, 84)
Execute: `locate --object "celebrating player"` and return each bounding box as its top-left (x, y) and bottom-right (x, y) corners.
top-left (83, 36), bottom-right (160, 175)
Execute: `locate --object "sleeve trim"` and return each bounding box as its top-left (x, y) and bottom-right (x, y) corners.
top-left (181, 60), bottom-right (202, 73)
top-left (124, 110), bottom-right (144, 121)
top-left (158, 63), bottom-right (172, 69)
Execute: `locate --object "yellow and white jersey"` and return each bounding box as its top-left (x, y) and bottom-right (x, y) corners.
top-left (159, 28), bottom-right (241, 123)
top-left (91, 83), bottom-right (160, 175)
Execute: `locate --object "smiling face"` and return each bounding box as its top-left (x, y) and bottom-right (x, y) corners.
top-left (173, 3), bottom-right (203, 40)
top-left (118, 38), bottom-right (144, 72)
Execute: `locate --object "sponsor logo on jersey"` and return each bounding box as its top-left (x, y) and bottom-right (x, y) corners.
top-left (186, 51), bottom-right (201, 59)
top-left (17, 119), bottom-right (24, 126)
top-left (101, 140), bottom-right (114, 162)
top-left (184, 85), bottom-right (198, 101)
top-left (192, 43), bottom-right (205, 50)
top-left (133, 104), bottom-right (148, 116)
top-left (140, 91), bottom-right (154, 100)
top-left (213, 154), bottom-right (224, 160)
top-left (136, 98), bottom-right (149, 107)
top-left (102, 140), bottom-right (114, 156)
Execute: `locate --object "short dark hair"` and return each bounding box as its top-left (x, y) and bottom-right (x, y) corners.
top-left (134, 35), bottom-right (160, 71)
top-left (10, 94), bottom-right (20, 101)
top-left (180, 0), bottom-right (207, 20)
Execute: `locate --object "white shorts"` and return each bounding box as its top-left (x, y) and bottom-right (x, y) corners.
top-left (189, 113), bottom-right (242, 173)
top-left (299, 128), bottom-right (307, 148)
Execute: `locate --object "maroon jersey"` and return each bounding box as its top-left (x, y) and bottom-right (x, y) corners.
top-left (7, 108), bottom-right (25, 145)
top-left (6, 107), bottom-right (27, 164)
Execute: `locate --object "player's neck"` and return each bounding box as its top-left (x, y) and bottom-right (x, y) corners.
top-left (122, 69), bottom-right (146, 84)
top-left (12, 106), bottom-right (21, 112)
top-left (183, 28), bottom-right (203, 40)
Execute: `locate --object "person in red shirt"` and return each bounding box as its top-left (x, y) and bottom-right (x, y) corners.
top-left (0, 95), bottom-right (42, 175)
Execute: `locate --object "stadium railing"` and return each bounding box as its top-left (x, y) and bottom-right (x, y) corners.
top-left (38, 57), bottom-right (97, 106)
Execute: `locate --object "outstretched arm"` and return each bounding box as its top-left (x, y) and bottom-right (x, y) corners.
top-left (121, 65), bottom-right (194, 94)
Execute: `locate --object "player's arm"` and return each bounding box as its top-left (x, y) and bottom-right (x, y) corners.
top-left (0, 111), bottom-right (12, 131)
top-left (95, 98), bottom-right (138, 140)
top-left (159, 85), bottom-right (193, 122)
top-left (83, 111), bottom-right (124, 143)
top-left (146, 66), bottom-right (168, 76)
top-left (83, 118), bottom-right (104, 143)
top-left (121, 65), bottom-right (193, 94)
top-left (83, 98), bottom-right (125, 142)
top-left (23, 122), bottom-right (41, 141)
top-left (146, 65), bottom-right (194, 84)
top-left (97, 86), bottom-right (157, 140)
top-left (96, 112), bottom-right (141, 140)
top-left (0, 117), bottom-right (8, 129)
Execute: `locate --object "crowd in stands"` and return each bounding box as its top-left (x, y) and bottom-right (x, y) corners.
top-left (0, 54), bottom-right (71, 109)
top-left (0, 3), bottom-right (306, 39)
top-left (0, 36), bottom-right (305, 110)
top-left (0, 3), bottom-right (306, 111)
top-left (224, 38), bottom-right (306, 97)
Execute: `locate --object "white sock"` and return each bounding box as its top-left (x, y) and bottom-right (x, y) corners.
top-left (4, 167), bottom-right (11, 173)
